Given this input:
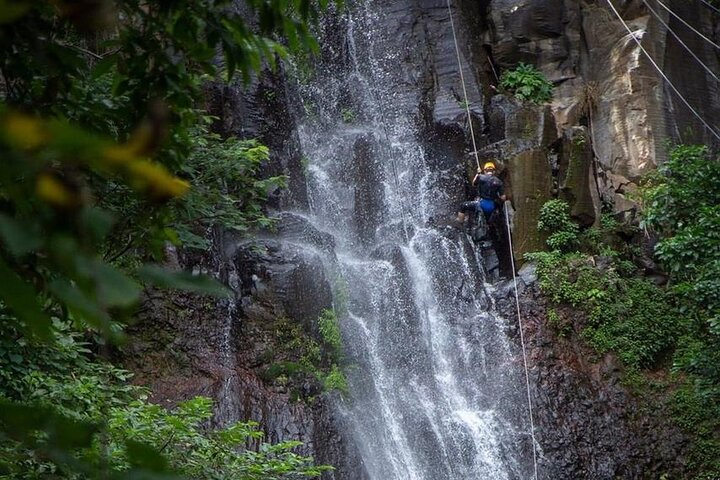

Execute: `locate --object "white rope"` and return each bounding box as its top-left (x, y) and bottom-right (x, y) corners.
top-left (698, 0), bottom-right (720, 16)
top-left (374, 100), bottom-right (412, 243)
top-left (642, 0), bottom-right (720, 83)
top-left (445, 1), bottom-right (539, 478)
top-left (504, 204), bottom-right (539, 480)
top-left (445, 0), bottom-right (481, 169)
top-left (605, 0), bottom-right (720, 142)
top-left (656, 0), bottom-right (720, 50)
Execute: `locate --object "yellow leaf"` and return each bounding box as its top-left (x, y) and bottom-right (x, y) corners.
top-left (3, 113), bottom-right (46, 150)
top-left (103, 144), bottom-right (138, 166)
top-left (36, 174), bottom-right (78, 208)
top-left (127, 160), bottom-right (190, 199)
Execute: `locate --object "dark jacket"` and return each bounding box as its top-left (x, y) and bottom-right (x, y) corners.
top-left (474, 174), bottom-right (504, 201)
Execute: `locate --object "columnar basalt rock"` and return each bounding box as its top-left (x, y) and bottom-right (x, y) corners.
top-left (558, 126), bottom-right (600, 227)
top-left (483, 0), bottom-right (720, 222)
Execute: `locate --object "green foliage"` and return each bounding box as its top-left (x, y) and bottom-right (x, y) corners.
top-left (267, 316), bottom-right (347, 396)
top-left (318, 309), bottom-right (343, 361)
top-left (322, 365), bottom-right (348, 395)
top-left (527, 251), bottom-right (680, 369)
top-left (0, 321), bottom-right (330, 479)
top-left (668, 379), bottom-right (720, 477)
top-left (341, 108), bottom-right (356, 123)
top-left (103, 397), bottom-right (330, 479)
top-left (639, 144), bottom-right (720, 478)
top-left (0, 1), bottom-right (337, 478)
top-left (538, 200), bottom-right (580, 252)
top-left (172, 131), bottom-right (287, 249)
top-left (499, 63), bottom-right (553, 103)
top-left (529, 146), bottom-right (720, 478)
top-left (643, 145), bottom-right (720, 331)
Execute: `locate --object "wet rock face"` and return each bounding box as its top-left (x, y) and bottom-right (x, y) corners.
top-left (493, 272), bottom-right (691, 480)
top-left (123, 230), bottom-right (363, 477)
top-left (234, 239), bottom-right (333, 333)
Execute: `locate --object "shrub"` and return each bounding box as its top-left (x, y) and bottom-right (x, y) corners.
top-left (527, 251), bottom-right (680, 370)
top-left (499, 63), bottom-right (554, 103)
top-left (318, 308), bottom-right (343, 361)
top-left (538, 200), bottom-right (580, 252)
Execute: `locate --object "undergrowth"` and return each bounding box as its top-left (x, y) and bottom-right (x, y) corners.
top-left (528, 180), bottom-right (720, 478)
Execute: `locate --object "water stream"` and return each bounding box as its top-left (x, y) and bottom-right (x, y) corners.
top-left (290, 2), bottom-right (534, 478)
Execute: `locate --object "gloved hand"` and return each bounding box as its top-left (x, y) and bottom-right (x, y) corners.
top-left (477, 167), bottom-right (482, 174)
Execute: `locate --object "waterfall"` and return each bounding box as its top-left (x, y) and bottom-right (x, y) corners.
top-left (287, 2), bottom-right (535, 478)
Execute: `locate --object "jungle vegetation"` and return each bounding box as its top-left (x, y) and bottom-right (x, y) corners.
top-left (0, 0), bottom-right (337, 478)
top-left (530, 144), bottom-right (720, 478)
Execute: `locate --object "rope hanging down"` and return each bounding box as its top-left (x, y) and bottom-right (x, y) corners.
top-left (444, 1), bottom-right (539, 478)
top-left (446, 0), bottom-right (481, 170)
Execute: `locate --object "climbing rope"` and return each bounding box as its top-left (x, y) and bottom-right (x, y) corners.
top-left (504, 204), bottom-right (539, 480)
top-left (445, 1), bottom-right (539, 478)
top-left (445, 0), bottom-right (481, 170)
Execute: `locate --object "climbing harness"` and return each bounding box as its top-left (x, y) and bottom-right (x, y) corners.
top-left (445, 1), bottom-right (539, 478)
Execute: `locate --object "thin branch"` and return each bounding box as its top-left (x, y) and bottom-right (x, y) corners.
top-left (104, 233), bottom-right (136, 263)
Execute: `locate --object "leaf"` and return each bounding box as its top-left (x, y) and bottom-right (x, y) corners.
top-left (0, 213), bottom-right (42, 256)
top-left (76, 257), bottom-right (141, 308)
top-left (138, 265), bottom-right (231, 297)
top-left (79, 207), bottom-right (116, 244)
top-left (0, 257), bottom-right (51, 339)
top-left (125, 440), bottom-right (169, 473)
top-left (49, 279), bottom-right (110, 328)
top-left (0, 399), bottom-right (97, 449)
top-left (0, 1), bottom-right (30, 24)
top-left (91, 54), bottom-right (117, 79)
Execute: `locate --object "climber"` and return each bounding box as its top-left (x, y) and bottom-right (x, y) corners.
top-left (456, 161), bottom-right (506, 225)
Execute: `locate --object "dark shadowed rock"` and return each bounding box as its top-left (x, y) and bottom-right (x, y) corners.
top-left (277, 212), bottom-right (336, 254)
top-left (352, 134), bottom-right (386, 247)
top-left (234, 240), bottom-right (333, 332)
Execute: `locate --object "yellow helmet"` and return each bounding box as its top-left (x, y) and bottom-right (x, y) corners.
top-left (483, 162), bottom-right (496, 171)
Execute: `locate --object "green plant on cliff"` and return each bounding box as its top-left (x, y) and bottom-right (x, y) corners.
top-left (641, 144), bottom-right (720, 476)
top-left (499, 63), bottom-right (553, 103)
top-left (527, 251), bottom-right (680, 370)
top-left (318, 308), bottom-right (343, 361)
top-left (528, 146), bottom-right (720, 477)
top-left (317, 308), bottom-right (348, 395)
top-left (0, 319), bottom-right (330, 479)
top-left (538, 199), bottom-right (580, 252)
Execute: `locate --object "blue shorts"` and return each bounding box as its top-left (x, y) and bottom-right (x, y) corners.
top-left (479, 198), bottom-right (496, 215)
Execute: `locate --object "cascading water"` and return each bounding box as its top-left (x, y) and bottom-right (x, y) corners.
top-left (288, 2), bottom-right (536, 478)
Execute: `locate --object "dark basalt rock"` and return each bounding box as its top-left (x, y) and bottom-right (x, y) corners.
top-left (233, 239), bottom-right (333, 333)
top-left (277, 212), bottom-right (336, 254)
top-left (352, 134), bottom-right (386, 248)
